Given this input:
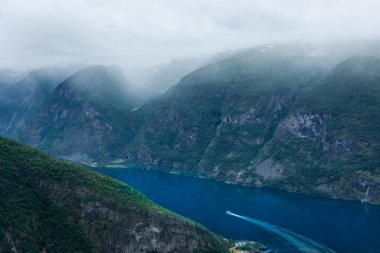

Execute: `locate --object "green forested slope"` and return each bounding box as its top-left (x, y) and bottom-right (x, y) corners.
top-left (0, 137), bottom-right (229, 253)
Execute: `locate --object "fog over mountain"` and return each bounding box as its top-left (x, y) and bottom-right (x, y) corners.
top-left (1, 0), bottom-right (380, 71)
top-left (2, 2), bottom-right (380, 252)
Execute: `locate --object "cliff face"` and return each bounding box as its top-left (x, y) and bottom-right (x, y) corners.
top-left (249, 56), bottom-right (380, 203)
top-left (197, 90), bottom-right (295, 182)
top-left (0, 137), bottom-right (230, 253)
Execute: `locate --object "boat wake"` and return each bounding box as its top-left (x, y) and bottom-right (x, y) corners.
top-left (226, 211), bottom-right (336, 253)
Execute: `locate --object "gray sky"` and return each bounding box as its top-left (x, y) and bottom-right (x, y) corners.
top-left (0, 0), bottom-right (379, 69)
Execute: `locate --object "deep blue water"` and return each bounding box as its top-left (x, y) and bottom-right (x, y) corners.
top-left (91, 167), bottom-right (380, 253)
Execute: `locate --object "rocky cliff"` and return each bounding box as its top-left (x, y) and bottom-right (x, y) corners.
top-left (249, 56), bottom-right (380, 203)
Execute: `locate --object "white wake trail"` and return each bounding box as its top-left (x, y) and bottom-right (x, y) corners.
top-left (226, 211), bottom-right (336, 253)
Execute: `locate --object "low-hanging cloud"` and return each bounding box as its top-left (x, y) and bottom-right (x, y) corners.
top-left (0, 0), bottom-right (379, 69)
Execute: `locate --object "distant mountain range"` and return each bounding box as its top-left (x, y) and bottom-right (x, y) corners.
top-left (1, 43), bottom-right (379, 204)
top-left (0, 63), bottom-right (84, 136)
top-left (16, 65), bottom-right (140, 162)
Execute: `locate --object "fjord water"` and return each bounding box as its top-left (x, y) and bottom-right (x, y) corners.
top-left (92, 167), bottom-right (380, 253)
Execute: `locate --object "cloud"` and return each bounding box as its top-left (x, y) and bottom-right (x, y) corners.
top-left (0, 0), bottom-right (379, 68)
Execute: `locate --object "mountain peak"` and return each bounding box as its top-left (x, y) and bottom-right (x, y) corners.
top-left (54, 64), bottom-right (134, 109)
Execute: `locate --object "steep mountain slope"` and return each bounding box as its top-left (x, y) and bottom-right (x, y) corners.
top-left (124, 48), bottom-right (380, 203)
top-left (18, 65), bottom-right (140, 163)
top-left (126, 45), bottom-right (331, 178)
top-left (0, 64), bottom-right (83, 136)
top-left (251, 56), bottom-right (380, 203)
top-left (0, 136), bottom-right (230, 253)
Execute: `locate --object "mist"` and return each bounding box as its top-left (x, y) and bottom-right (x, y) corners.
top-left (1, 0), bottom-right (380, 70)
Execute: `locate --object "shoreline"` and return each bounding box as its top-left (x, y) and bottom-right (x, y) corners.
top-left (88, 161), bottom-right (380, 206)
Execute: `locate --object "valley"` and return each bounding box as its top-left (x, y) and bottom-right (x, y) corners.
top-left (1, 44), bottom-right (379, 204)
top-left (2, 1), bottom-right (380, 252)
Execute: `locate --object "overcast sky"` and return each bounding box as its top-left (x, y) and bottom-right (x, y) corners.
top-left (0, 0), bottom-right (379, 69)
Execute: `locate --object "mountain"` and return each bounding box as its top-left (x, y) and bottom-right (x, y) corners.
top-left (17, 65), bottom-right (140, 164)
top-left (250, 55), bottom-right (380, 202)
top-left (4, 44), bottom-right (380, 204)
top-left (0, 64), bottom-right (84, 136)
top-left (124, 47), bottom-right (380, 203)
top-left (125, 44), bottom-right (332, 177)
top-left (0, 136), bottom-right (230, 253)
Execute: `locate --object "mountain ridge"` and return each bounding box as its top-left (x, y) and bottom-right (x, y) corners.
top-left (2, 45), bottom-right (380, 204)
